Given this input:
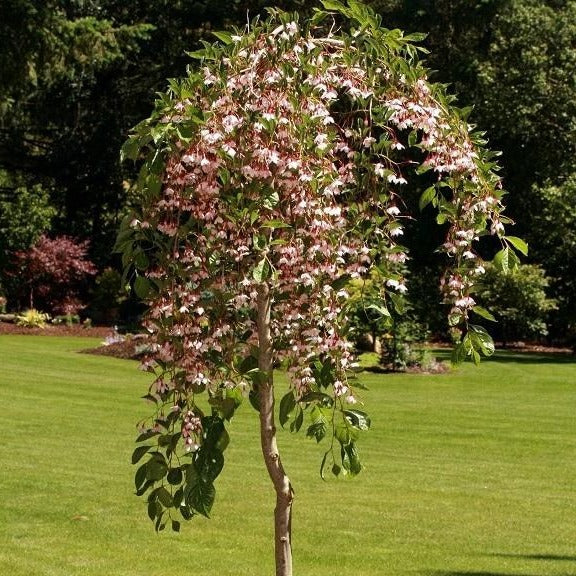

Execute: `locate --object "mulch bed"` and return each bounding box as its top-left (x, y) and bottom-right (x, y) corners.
top-left (0, 321), bottom-right (112, 338)
top-left (80, 338), bottom-right (149, 360)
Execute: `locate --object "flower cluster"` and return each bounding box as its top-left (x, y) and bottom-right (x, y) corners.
top-left (124, 11), bottom-right (508, 463)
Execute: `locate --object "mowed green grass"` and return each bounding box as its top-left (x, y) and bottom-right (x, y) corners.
top-left (0, 335), bottom-right (575, 576)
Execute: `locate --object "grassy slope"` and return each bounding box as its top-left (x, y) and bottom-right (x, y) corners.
top-left (0, 335), bottom-right (574, 576)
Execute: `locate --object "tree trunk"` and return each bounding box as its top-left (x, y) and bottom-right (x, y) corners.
top-left (256, 283), bottom-right (294, 576)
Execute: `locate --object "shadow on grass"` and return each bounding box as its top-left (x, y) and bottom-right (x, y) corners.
top-left (486, 352), bottom-right (576, 365)
top-left (430, 553), bottom-right (576, 576)
top-left (432, 348), bottom-right (575, 365)
top-left (432, 573), bottom-right (534, 576)
top-left (432, 570), bottom-right (574, 576)
top-left (488, 553), bottom-right (576, 562)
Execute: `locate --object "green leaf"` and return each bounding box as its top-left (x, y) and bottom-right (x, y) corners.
top-left (133, 250), bottom-right (150, 271)
top-left (404, 31), bottom-right (428, 42)
top-left (279, 391), bottom-right (296, 428)
top-left (248, 389), bottom-right (260, 412)
top-left (469, 324), bottom-right (495, 357)
top-left (146, 454), bottom-right (168, 481)
top-left (334, 421), bottom-right (352, 446)
top-left (194, 448), bottom-right (224, 484)
top-left (212, 31), bottom-right (234, 45)
top-left (185, 481), bottom-right (216, 518)
top-left (167, 467), bottom-right (183, 486)
top-left (135, 462), bottom-right (148, 492)
top-left (419, 186), bottom-right (436, 211)
top-left (238, 355), bottom-right (258, 374)
top-left (185, 49), bottom-right (207, 60)
top-left (471, 348), bottom-right (481, 366)
top-left (307, 421), bottom-right (327, 443)
top-left (472, 306), bottom-right (497, 322)
top-left (121, 137), bottom-right (142, 163)
top-left (366, 303), bottom-right (391, 318)
top-left (131, 444), bottom-right (152, 465)
top-left (331, 273), bottom-right (351, 291)
top-left (134, 275), bottom-right (153, 299)
top-left (290, 406), bottom-right (304, 433)
top-left (343, 409), bottom-right (371, 431)
top-left (448, 312), bottom-right (463, 327)
top-left (136, 429), bottom-right (161, 443)
top-left (299, 391), bottom-right (334, 407)
top-left (148, 499), bottom-right (160, 522)
top-left (156, 486), bottom-right (173, 508)
top-left (320, 451), bottom-right (330, 480)
top-left (343, 442), bottom-right (362, 476)
top-left (388, 291), bottom-right (405, 315)
top-left (493, 247), bottom-right (510, 274)
top-left (252, 258), bottom-right (271, 282)
top-left (262, 220), bottom-right (292, 230)
top-left (263, 191), bottom-right (280, 210)
top-left (504, 235), bottom-right (529, 256)
top-left (321, 0), bottom-right (347, 11)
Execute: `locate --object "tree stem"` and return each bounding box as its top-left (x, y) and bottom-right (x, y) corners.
top-left (256, 283), bottom-right (294, 576)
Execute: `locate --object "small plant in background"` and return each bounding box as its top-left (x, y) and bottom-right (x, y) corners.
top-left (16, 309), bottom-right (50, 328)
top-left (87, 268), bottom-right (128, 325)
top-left (52, 313), bottom-right (80, 326)
top-left (347, 272), bottom-right (431, 372)
top-left (380, 316), bottom-right (430, 372)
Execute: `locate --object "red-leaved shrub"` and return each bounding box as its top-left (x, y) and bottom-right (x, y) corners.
top-left (12, 235), bottom-right (97, 315)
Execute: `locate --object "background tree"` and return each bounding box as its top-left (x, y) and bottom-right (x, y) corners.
top-left (364, 0), bottom-right (576, 343)
top-left (529, 176), bottom-right (576, 346)
top-left (0, 1), bottom-right (313, 270)
top-left (0, 175), bottom-right (55, 302)
top-left (119, 2), bottom-right (516, 574)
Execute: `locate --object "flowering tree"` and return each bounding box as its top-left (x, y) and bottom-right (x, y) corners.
top-left (117, 1), bottom-right (523, 574)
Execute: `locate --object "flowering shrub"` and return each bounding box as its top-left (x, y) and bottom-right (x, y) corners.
top-left (118, 1), bottom-right (523, 573)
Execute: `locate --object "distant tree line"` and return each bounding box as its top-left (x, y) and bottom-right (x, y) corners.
top-left (0, 0), bottom-right (574, 345)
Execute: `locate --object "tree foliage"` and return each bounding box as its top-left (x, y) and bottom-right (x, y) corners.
top-left (118, 2), bottom-right (517, 573)
top-left (529, 175), bottom-right (576, 343)
top-left (362, 0), bottom-right (576, 341)
top-left (0, 176), bottom-right (55, 271)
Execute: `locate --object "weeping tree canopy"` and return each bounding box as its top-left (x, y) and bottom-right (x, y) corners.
top-left (118, 0), bottom-right (522, 573)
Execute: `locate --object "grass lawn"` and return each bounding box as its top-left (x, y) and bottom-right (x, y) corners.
top-left (0, 335), bottom-right (575, 576)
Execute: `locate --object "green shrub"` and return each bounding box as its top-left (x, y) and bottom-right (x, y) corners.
top-left (380, 316), bottom-right (430, 372)
top-left (52, 313), bottom-right (80, 326)
top-left (475, 264), bottom-right (557, 345)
